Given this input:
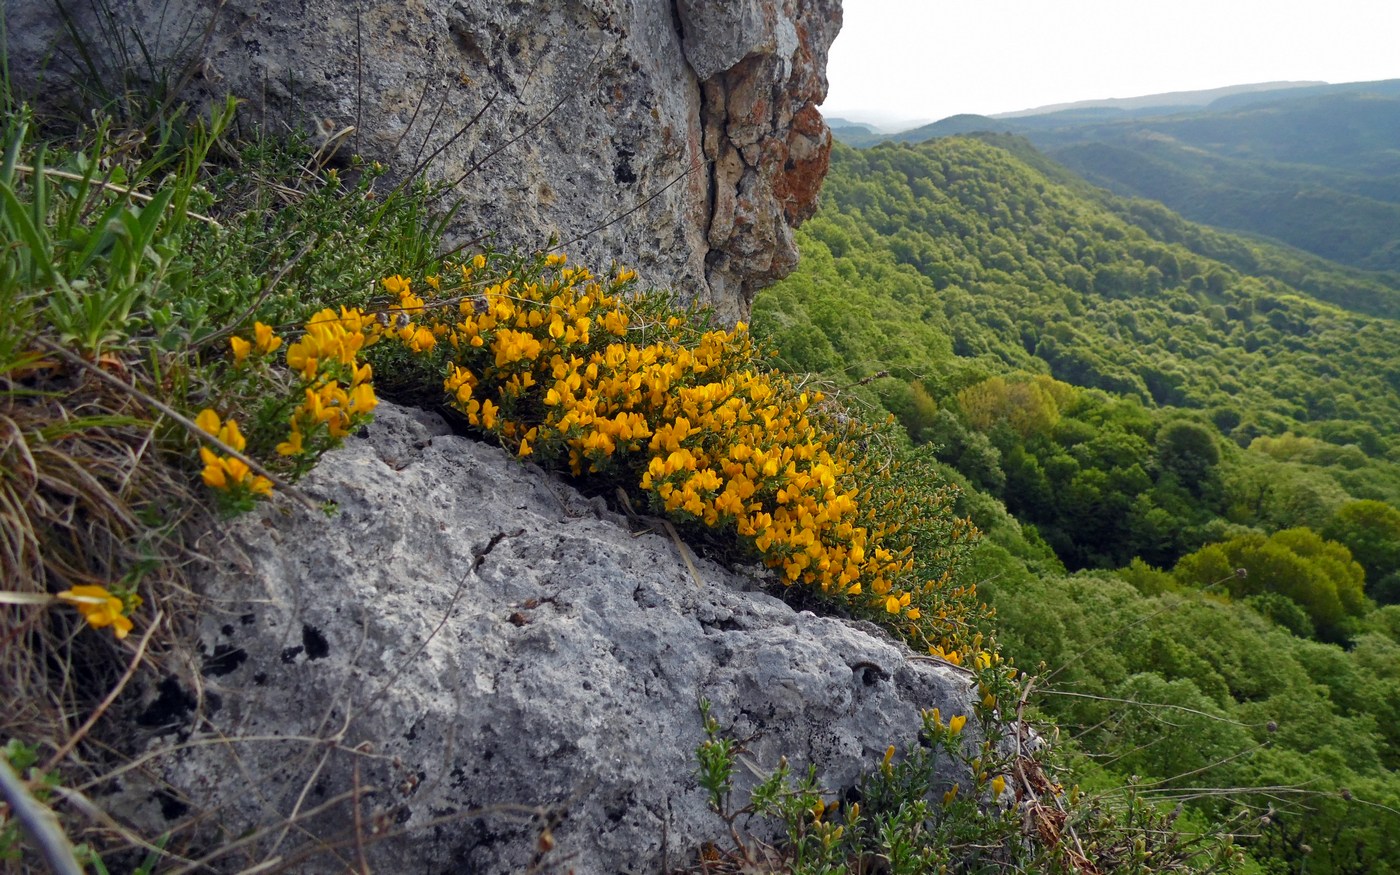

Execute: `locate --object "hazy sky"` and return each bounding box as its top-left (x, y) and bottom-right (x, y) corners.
top-left (823, 0), bottom-right (1400, 128)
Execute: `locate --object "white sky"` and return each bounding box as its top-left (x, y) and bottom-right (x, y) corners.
top-left (823, 0), bottom-right (1400, 129)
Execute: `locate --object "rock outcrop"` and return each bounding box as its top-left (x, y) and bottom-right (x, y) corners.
top-left (8, 0), bottom-right (840, 319)
top-left (116, 403), bottom-right (982, 872)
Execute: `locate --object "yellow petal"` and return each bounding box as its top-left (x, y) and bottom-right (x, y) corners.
top-left (219, 418), bottom-right (248, 453)
top-left (57, 584), bottom-right (113, 605)
top-left (224, 456), bottom-right (252, 483)
top-left (202, 460), bottom-right (229, 489)
top-left (349, 383), bottom-right (378, 415)
top-left (110, 613), bottom-right (134, 639)
top-left (276, 430), bottom-right (305, 457)
top-left (254, 322), bottom-right (283, 354)
top-left (195, 408), bottom-right (221, 436)
top-left (229, 335), bottom-right (251, 366)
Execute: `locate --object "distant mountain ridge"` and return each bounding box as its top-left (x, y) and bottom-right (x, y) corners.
top-left (832, 79), bottom-right (1400, 274)
top-left (991, 80), bottom-right (1324, 118)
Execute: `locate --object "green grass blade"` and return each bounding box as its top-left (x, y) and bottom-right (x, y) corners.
top-left (0, 115), bottom-right (26, 187)
top-left (0, 180), bottom-right (56, 286)
top-left (29, 148), bottom-right (48, 239)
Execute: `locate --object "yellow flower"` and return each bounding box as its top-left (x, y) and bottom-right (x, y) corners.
top-left (992, 775), bottom-right (1007, 797)
top-left (230, 335), bottom-right (252, 366)
top-left (276, 428), bottom-right (305, 457)
top-left (58, 584), bottom-right (133, 639)
top-left (948, 714), bottom-right (967, 736)
top-left (381, 275), bottom-right (412, 297)
top-left (351, 361), bottom-right (374, 386)
top-left (201, 454), bottom-right (230, 489)
top-left (198, 432), bottom-right (271, 495)
top-left (285, 337), bottom-right (319, 380)
top-left (942, 784), bottom-right (959, 806)
top-left (219, 417), bottom-right (248, 453)
top-left (409, 326), bottom-right (436, 353)
top-left (348, 382), bottom-right (378, 415)
top-left (195, 408), bottom-right (222, 436)
top-left (254, 321), bottom-right (283, 354)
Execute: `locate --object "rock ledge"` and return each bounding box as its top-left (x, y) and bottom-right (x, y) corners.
top-left (119, 403), bottom-right (979, 873)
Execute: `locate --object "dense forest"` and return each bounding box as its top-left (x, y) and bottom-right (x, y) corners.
top-left (753, 136), bottom-right (1400, 873)
top-left (859, 80), bottom-right (1400, 276)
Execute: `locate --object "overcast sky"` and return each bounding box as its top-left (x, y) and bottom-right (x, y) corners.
top-left (823, 0), bottom-right (1400, 129)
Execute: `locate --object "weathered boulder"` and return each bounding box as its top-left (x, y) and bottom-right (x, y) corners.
top-left (7, 0), bottom-right (840, 319)
top-left (116, 403), bottom-right (981, 872)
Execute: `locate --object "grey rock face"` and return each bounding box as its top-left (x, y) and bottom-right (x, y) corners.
top-left (8, 0), bottom-right (841, 320)
top-left (121, 403), bottom-right (981, 872)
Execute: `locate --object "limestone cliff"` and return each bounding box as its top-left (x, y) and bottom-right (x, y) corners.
top-left (8, 0), bottom-right (840, 320)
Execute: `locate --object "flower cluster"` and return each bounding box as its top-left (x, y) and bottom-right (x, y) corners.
top-left (382, 274), bottom-right (441, 354)
top-left (190, 249), bottom-right (981, 651)
top-left (380, 252), bottom-right (983, 653)
top-left (229, 321), bottom-right (283, 366)
top-left (198, 311), bottom-right (382, 505)
top-left (279, 308), bottom-right (380, 454)
top-left (195, 408), bottom-right (272, 497)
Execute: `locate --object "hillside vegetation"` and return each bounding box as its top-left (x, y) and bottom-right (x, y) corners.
top-left (862, 81), bottom-right (1400, 279)
top-left (754, 136), bottom-right (1400, 873)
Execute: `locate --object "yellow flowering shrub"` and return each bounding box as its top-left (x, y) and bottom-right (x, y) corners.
top-left (185, 248), bottom-right (983, 651)
top-left (373, 252), bottom-right (985, 653)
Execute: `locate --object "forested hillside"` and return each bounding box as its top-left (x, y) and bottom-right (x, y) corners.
top-left (861, 81), bottom-right (1400, 277)
top-left (753, 136), bottom-right (1400, 873)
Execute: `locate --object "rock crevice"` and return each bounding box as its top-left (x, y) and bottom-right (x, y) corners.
top-left (678, 0), bottom-right (837, 309)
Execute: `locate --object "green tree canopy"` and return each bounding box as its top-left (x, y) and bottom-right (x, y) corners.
top-left (1173, 528), bottom-right (1367, 641)
top-left (1323, 500), bottom-right (1400, 602)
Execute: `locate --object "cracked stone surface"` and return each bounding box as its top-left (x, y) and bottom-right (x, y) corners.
top-left (113, 403), bottom-right (982, 872)
top-left (8, 0), bottom-right (841, 320)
